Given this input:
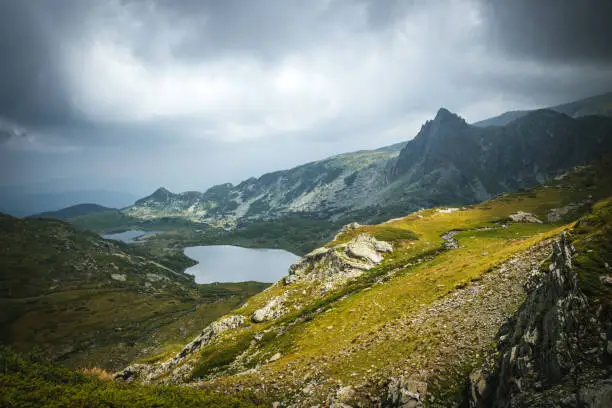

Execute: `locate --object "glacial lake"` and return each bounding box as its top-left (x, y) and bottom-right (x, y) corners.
top-left (183, 245), bottom-right (300, 284)
top-left (102, 230), bottom-right (162, 243)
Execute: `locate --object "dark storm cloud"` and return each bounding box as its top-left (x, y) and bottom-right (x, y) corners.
top-left (1, 0), bottom-right (612, 192)
top-left (1, 0), bottom-right (611, 130)
top-left (484, 0), bottom-right (612, 64)
top-left (0, 1), bottom-right (88, 126)
top-left (0, 117), bottom-right (27, 143)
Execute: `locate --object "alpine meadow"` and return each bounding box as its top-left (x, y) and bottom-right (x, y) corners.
top-left (2, 1), bottom-right (612, 407)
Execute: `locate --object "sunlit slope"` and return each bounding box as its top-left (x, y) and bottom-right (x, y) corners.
top-left (121, 157), bottom-right (612, 406)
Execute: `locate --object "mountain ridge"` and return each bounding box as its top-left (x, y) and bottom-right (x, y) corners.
top-left (473, 91), bottom-right (612, 127)
top-left (32, 203), bottom-right (118, 219)
top-left (115, 155), bottom-right (612, 406)
top-left (124, 105), bottom-right (612, 231)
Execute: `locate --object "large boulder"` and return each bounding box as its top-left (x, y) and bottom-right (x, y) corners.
top-left (252, 295), bottom-right (287, 323)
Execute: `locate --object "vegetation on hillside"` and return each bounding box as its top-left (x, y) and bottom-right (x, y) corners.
top-left (138, 157), bottom-right (612, 406)
top-left (0, 214), bottom-right (269, 370)
top-left (0, 347), bottom-right (265, 408)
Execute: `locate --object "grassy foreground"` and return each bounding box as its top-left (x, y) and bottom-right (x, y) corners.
top-left (0, 347), bottom-right (265, 408)
top-left (160, 157), bottom-right (612, 406)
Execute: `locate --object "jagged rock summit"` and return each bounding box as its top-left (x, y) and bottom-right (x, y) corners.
top-left (123, 103), bottom-right (612, 231)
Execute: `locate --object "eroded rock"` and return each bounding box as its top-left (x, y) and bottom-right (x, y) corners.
top-left (467, 233), bottom-right (605, 407)
top-left (252, 295), bottom-right (287, 323)
top-left (285, 233), bottom-right (393, 291)
top-left (345, 234), bottom-right (393, 263)
top-left (508, 211), bottom-right (543, 224)
top-left (384, 376), bottom-right (427, 408)
top-left (115, 315), bottom-right (245, 383)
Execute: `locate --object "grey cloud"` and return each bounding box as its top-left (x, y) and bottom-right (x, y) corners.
top-left (483, 0), bottom-right (612, 64)
top-left (0, 1), bottom-right (88, 126)
top-left (2, 0), bottom-right (612, 129)
top-left (0, 117), bottom-right (27, 143)
top-left (1, 0), bottom-right (612, 193)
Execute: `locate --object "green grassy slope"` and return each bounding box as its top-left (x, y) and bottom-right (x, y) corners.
top-left (0, 215), bottom-right (268, 370)
top-left (0, 347), bottom-right (265, 408)
top-left (133, 157), bottom-right (612, 406)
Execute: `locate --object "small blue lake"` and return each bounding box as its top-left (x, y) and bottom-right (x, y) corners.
top-left (102, 230), bottom-right (162, 243)
top-left (183, 245), bottom-right (299, 284)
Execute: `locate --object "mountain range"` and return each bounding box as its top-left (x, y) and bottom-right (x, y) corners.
top-left (2, 91), bottom-right (612, 407)
top-left (115, 154), bottom-right (612, 407)
top-left (473, 91), bottom-right (612, 127)
top-left (124, 104), bottom-right (612, 230)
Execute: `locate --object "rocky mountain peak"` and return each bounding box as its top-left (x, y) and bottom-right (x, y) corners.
top-left (412, 108), bottom-right (468, 143)
top-left (149, 187), bottom-right (173, 201)
top-left (134, 187), bottom-right (174, 205)
top-left (153, 187), bottom-right (170, 194)
top-left (434, 107), bottom-right (464, 123)
top-left (391, 107), bottom-right (471, 178)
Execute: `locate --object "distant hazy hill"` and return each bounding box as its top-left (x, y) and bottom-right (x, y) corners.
top-left (473, 91), bottom-right (612, 127)
top-left (0, 188), bottom-right (138, 217)
top-left (33, 203), bottom-right (118, 219)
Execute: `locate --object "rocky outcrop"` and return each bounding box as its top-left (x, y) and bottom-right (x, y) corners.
top-left (467, 233), bottom-right (609, 407)
top-left (508, 211), bottom-right (543, 224)
top-left (345, 234), bottom-right (393, 263)
top-left (115, 315), bottom-right (245, 383)
top-left (284, 233), bottom-right (393, 289)
top-left (252, 295), bottom-right (287, 323)
top-left (441, 230), bottom-right (459, 249)
top-left (383, 376), bottom-right (428, 408)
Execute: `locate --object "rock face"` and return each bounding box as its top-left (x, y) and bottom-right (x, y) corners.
top-left (252, 295), bottom-right (287, 323)
top-left (383, 376), bottom-right (428, 408)
top-left (115, 315), bottom-right (245, 383)
top-left (508, 211), bottom-right (543, 224)
top-left (345, 234), bottom-right (393, 263)
top-left (467, 233), bottom-right (609, 407)
top-left (285, 233), bottom-right (393, 289)
top-left (441, 230), bottom-right (459, 249)
top-left (124, 108), bottom-right (612, 228)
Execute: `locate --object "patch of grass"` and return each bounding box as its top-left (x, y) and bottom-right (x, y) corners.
top-left (192, 332), bottom-right (254, 378)
top-left (0, 347), bottom-right (265, 408)
top-left (0, 214), bottom-right (269, 370)
top-left (570, 197), bottom-right (612, 303)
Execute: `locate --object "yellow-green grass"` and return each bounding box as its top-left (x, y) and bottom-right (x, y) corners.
top-left (570, 197), bottom-right (612, 303)
top-left (0, 282), bottom-right (267, 371)
top-left (185, 160), bottom-right (612, 403)
top-left (0, 347), bottom-right (266, 408)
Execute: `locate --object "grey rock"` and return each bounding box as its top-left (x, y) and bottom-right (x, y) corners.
top-left (285, 233), bottom-right (393, 292)
top-left (467, 233), bottom-right (605, 407)
top-left (252, 295), bottom-right (287, 323)
top-left (508, 211), bottom-right (543, 224)
top-left (383, 376), bottom-right (427, 408)
top-left (115, 315), bottom-right (245, 383)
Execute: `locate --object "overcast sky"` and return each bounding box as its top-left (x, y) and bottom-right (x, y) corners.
top-left (1, 0), bottom-right (611, 195)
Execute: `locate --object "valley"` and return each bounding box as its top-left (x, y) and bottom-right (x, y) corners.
top-left (3, 2), bottom-right (612, 406)
top-left (112, 156), bottom-right (612, 406)
top-left (2, 92), bottom-right (612, 407)
top-left (43, 95), bottom-right (612, 260)
top-left (0, 216), bottom-right (269, 371)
